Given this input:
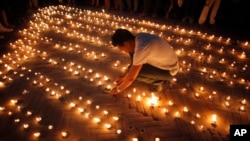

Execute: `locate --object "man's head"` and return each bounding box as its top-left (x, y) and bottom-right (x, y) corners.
top-left (111, 28), bottom-right (135, 53)
top-left (111, 28), bottom-right (135, 46)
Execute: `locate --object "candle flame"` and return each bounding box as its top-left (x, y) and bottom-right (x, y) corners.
top-left (148, 93), bottom-right (158, 106)
top-left (211, 114), bottom-right (217, 124)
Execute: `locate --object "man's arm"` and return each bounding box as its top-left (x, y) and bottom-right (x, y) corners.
top-left (115, 52), bottom-right (134, 85)
top-left (110, 64), bottom-right (142, 94)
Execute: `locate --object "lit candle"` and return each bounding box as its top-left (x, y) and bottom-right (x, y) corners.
top-left (240, 106), bottom-right (245, 112)
top-left (212, 91), bottom-right (217, 95)
top-left (95, 73), bottom-right (100, 78)
top-left (116, 129), bottom-right (122, 134)
top-left (0, 81), bottom-right (4, 88)
top-left (69, 102), bottom-right (76, 108)
top-left (74, 71), bottom-right (79, 76)
top-left (163, 108), bottom-right (169, 114)
top-left (133, 88), bottom-right (137, 93)
top-left (36, 117), bottom-right (42, 122)
top-left (105, 123), bottom-right (111, 129)
top-left (244, 41), bottom-right (248, 46)
top-left (78, 96), bottom-right (82, 100)
top-left (48, 125), bottom-right (53, 130)
top-left (183, 106), bottom-right (189, 113)
top-left (95, 105), bottom-right (100, 109)
top-left (14, 118), bottom-right (20, 123)
top-left (66, 90), bottom-right (70, 94)
top-left (175, 111), bottom-right (180, 117)
top-left (114, 60), bottom-right (120, 67)
top-left (225, 101), bottom-right (230, 107)
top-left (168, 100), bottom-right (173, 106)
top-left (155, 137), bottom-right (160, 141)
top-left (211, 114), bottom-right (217, 124)
top-left (97, 80), bottom-right (102, 86)
top-left (33, 80), bottom-right (37, 85)
top-left (103, 110), bottom-right (108, 115)
top-left (132, 138), bottom-right (138, 141)
top-left (200, 86), bottom-right (204, 92)
top-left (241, 99), bottom-right (247, 105)
top-left (195, 125), bottom-right (202, 131)
top-left (181, 88), bottom-right (187, 93)
top-left (195, 93), bottom-right (199, 98)
top-left (113, 116), bottom-right (119, 121)
top-left (226, 96), bottom-right (231, 101)
top-left (86, 100), bottom-right (92, 105)
top-left (50, 90), bottom-right (56, 96)
top-left (240, 78), bottom-right (245, 84)
top-left (148, 93), bottom-right (158, 107)
top-left (136, 95), bottom-right (141, 102)
top-left (190, 120), bottom-right (195, 125)
top-left (78, 107), bottom-right (84, 113)
top-left (127, 94), bottom-right (131, 98)
top-left (26, 111), bottom-right (32, 116)
top-left (10, 99), bottom-right (18, 105)
top-left (103, 76), bottom-right (109, 81)
top-left (209, 75), bottom-right (213, 79)
top-left (101, 52), bottom-right (105, 57)
top-left (195, 113), bottom-right (201, 118)
top-left (93, 117), bottom-right (101, 123)
top-left (33, 132), bottom-right (41, 138)
top-left (61, 131), bottom-right (68, 138)
top-left (240, 51), bottom-right (246, 59)
top-left (106, 84), bottom-right (111, 90)
top-left (23, 123), bottom-right (29, 129)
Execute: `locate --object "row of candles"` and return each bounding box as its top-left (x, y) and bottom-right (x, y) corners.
top-left (79, 6), bottom-right (249, 47)
top-left (0, 5), bottom-right (249, 140)
top-left (35, 5), bottom-right (250, 50)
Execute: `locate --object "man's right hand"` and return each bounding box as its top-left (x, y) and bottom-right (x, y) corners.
top-left (114, 75), bottom-right (124, 85)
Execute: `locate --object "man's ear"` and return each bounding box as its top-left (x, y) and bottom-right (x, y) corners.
top-left (124, 41), bottom-right (130, 46)
top-left (126, 40), bottom-right (135, 47)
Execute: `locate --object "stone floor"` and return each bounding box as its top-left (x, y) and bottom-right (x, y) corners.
top-left (0, 5), bottom-right (249, 141)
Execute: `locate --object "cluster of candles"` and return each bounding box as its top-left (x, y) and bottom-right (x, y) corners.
top-left (0, 97), bottom-right (121, 140)
top-left (125, 87), bottom-right (220, 131)
top-left (0, 5), bottom-right (249, 140)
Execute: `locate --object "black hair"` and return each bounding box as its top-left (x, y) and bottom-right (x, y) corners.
top-left (111, 28), bottom-right (135, 46)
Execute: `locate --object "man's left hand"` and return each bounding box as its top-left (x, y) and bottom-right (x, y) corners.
top-left (110, 87), bottom-right (120, 95)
